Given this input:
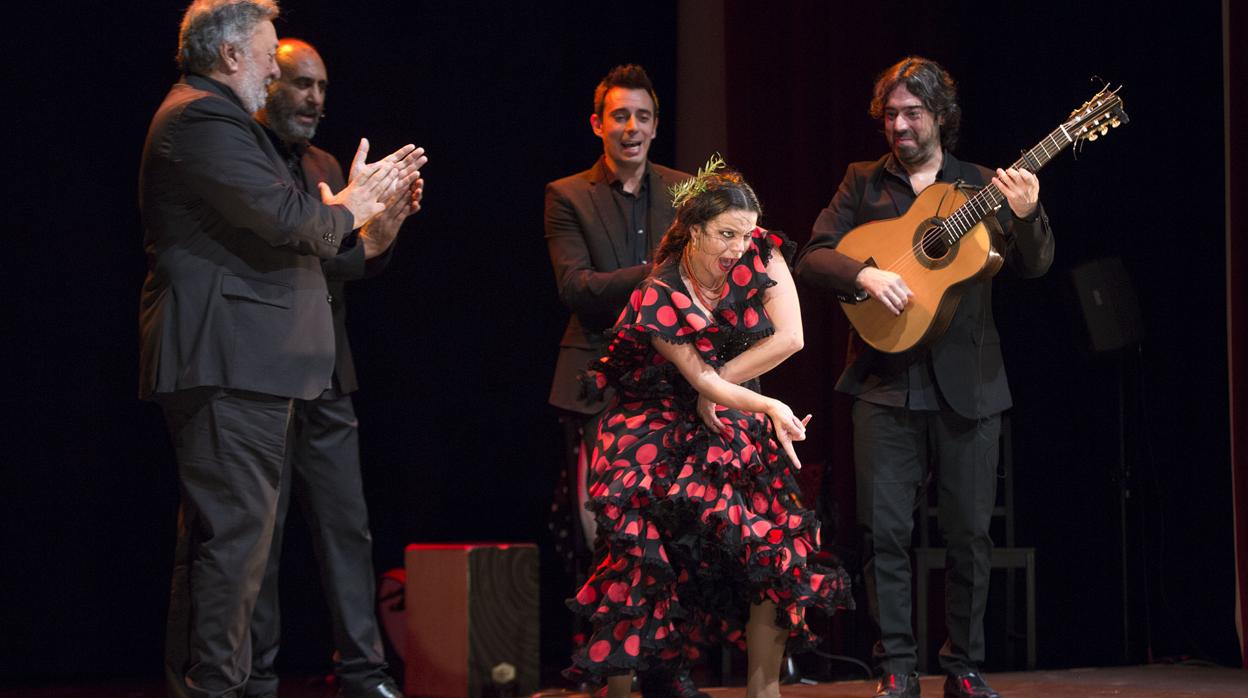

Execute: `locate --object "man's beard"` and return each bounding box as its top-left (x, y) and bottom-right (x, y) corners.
top-left (891, 131), bottom-right (936, 166)
top-left (236, 54), bottom-right (271, 115)
top-left (266, 94), bottom-right (318, 142)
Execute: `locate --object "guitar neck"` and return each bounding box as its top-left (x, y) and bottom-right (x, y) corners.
top-left (945, 124), bottom-right (1073, 240)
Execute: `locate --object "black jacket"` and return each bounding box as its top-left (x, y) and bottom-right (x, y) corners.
top-left (796, 152), bottom-right (1054, 419)
top-left (543, 158), bottom-right (688, 413)
top-left (294, 141), bottom-right (393, 395)
top-left (139, 75), bottom-right (355, 400)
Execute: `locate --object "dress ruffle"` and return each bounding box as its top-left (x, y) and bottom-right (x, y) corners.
top-left (568, 229), bottom-right (852, 681)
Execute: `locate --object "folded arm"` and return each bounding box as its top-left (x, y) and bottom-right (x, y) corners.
top-left (651, 334), bottom-right (808, 467)
top-left (716, 251), bottom-right (804, 385)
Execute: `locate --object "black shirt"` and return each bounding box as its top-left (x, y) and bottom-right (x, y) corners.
top-left (598, 157), bottom-right (651, 267)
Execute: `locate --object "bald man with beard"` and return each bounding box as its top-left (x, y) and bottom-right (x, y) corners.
top-left (245, 38), bottom-right (425, 698)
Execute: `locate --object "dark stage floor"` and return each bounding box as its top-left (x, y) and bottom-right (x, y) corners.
top-left (5, 664), bottom-right (1245, 698)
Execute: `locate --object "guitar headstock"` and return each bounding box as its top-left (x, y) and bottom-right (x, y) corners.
top-left (1065, 85), bottom-right (1128, 143)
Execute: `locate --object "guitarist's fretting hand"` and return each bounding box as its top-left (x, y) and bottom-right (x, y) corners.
top-left (856, 266), bottom-right (914, 316)
top-left (992, 167), bottom-right (1041, 219)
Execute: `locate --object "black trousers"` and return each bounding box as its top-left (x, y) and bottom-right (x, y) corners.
top-left (159, 387), bottom-right (294, 698)
top-left (247, 393), bottom-right (388, 695)
top-left (852, 400), bottom-right (1000, 676)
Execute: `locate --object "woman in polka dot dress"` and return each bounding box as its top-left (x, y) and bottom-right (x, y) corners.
top-left (568, 165), bottom-right (852, 698)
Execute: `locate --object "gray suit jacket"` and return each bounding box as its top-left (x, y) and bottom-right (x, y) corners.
top-left (544, 158), bottom-right (688, 413)
top-left (139, 75), bottom-right (355, 400)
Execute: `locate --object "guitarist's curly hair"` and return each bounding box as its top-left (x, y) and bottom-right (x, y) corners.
top-left (869, 56), bottom-right (962, 152)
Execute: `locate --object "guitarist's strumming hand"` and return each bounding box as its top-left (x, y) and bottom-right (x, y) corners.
top-left (993, 167), bottom-right (1040, 219)
top-left (856, 266), bottom-right (913, 316)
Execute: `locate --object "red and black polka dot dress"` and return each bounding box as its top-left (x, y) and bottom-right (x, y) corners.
top-left (567, 229), bottom-right (852, 680)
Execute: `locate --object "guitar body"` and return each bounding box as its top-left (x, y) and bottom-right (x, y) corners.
top-left (835, 182), bottom-right (1004, 354)
top-left (829, 86), bottom-right (1127, 353)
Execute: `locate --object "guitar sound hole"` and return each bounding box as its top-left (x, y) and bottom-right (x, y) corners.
top-left (920, 226), bottom-right (950, 261)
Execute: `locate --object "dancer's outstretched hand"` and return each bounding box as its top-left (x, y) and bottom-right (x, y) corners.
top-left (766, 399), bottom-right (812, 469)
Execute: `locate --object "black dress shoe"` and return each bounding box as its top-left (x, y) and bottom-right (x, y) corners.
top-left (874, 671), bottom-right (921, 698)
top-left (943, 671), bottom-right (1001, 698)
top-left (638, 666), bottom-right (709, 698)
top-left (337, 677), bottom-right (403, 698)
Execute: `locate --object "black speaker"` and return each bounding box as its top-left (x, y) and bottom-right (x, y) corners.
top-left (1071, 257), bottom-right (1142, 353)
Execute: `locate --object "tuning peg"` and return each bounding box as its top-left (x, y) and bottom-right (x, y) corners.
top-left (1111, 118), bottom-right (1121, 128)
top-left (1087, 131), bottom-right (1099, 141)
top-left (1100, 125), bottom-right (1109, 135)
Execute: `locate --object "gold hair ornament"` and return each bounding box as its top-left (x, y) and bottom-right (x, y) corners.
top-left (669, 153), bottom-right (727, 209)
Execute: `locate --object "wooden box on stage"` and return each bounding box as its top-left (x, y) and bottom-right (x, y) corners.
top-left (403, 543), bottom-right (539, 697)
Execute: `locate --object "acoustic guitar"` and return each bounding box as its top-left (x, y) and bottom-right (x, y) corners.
top-left (835, 86), bottom-right (1128, 354)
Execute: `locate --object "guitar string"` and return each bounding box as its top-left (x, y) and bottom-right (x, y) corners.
top-left (874, 126), bottom-right (1073, 280)
top-left (879, 179), bottom-right (1008, 279)
top-left (881, 160), bottom-right (1021, 277)
top-left (848, 95), bottom-right (1121, 348)
top-left (881, 118), bottom-right (1084, 277)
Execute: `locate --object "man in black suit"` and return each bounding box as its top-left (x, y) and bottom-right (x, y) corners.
top-left (244, 38), bottom-right (424, 698)
top-left (795, 57), bottom-right (1054, 698)
top-left (543, 64), bottom-right (697, 697)
top-left (139, 3), bottom-right (418, 696)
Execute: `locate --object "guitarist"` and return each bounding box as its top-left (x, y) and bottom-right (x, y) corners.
top-left (795, 56), bottom-right (1054, 698)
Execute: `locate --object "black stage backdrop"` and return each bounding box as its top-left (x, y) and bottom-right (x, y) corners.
top-left (1, 0), bottom-right (1238, 686)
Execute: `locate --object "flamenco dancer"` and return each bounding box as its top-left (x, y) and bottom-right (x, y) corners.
top-left (568, 158), bottom-right (852, 698)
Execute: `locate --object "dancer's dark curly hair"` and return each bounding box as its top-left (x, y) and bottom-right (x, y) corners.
top-left (653, 170), bottom-right (762, 267)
